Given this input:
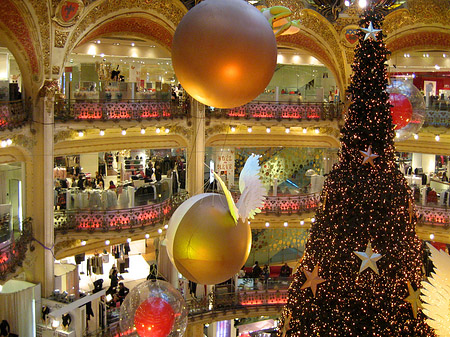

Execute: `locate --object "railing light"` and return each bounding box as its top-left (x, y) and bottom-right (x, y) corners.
top-left (1, 140), bottom-right (7, 148)
top-left (164, 224), bottom-right (169, 229)
top-left (121, 129), bottom-right (127, 136)
top-left (165, 128), bottom-right (170, 133)
top-left (265, 222), bottom-right (270, 227)
top-left (285, 127), bottom-right (290, 134)
top-left (413, 133), bottom-right (419, 140)
top-left (156, 127), bottom-right (161, 134)
top-left (81, 240), bottom-right (86, 246)
top-left (99, 130), bottom-right (105, 136)
top-left (430, 233), bottom-right (435, 240)
top-left (145, 234), bottom-right (150, 239)
top-left (314, 128), bottom-right (320, 134)
top-left (266, 127), bottom-right (271, 133)
top-left (140, 128), bottom-right (146, 134)
top-left (78, 131), bottom-right (84, 137)
top-left (105, 240), bottom-right (110, 245)
top-left (284, 221), bottom-right (288, 227)
top-left (158, 228), bottom-right (163, 234)
top-left (302, 128), bottom-right (307, 134)
top-left (230, 126), bottom-right (236, 132)
top-left (247, 126), bottom-right (252, 133)
top-left (300, 220), bottom-right (305, 225)
top-left (435, 135), bottom-right (440, 141)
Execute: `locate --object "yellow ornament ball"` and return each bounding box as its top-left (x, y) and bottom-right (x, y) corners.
top-left (166, 193), bottom-right (252, 285)
top-left (171, 0), bottom-right (277, 109)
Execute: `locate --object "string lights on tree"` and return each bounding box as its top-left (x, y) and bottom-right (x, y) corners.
top-left (278, 7), bottom-right (435, 336)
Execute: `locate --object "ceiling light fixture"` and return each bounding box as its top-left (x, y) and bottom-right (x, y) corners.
top-left (78, 131), bottom-right (84, 137)
top-left (230, 126), bottom-right (236, 132)
top-left (285, 127), bottom-right (290, 134)
top-left (303, 128), bottom-right (307, 133)
top-left (105, 240), bottom-right (110, 245)
top-left (140, 128), bottom-right (146, 134)
top-left (121, 129), bottom-right (127, 136)
top-left (265, 222), bottom-right (270, 227)
top-left (247, 126), bottom-right (252, 133)
top-left (6, 139), bottom-right (12, 146)
top-left (156, 127), bottom-right (161, 134)
top-left (435, 135), bottom-right (440, 141)
top-left (413, 133), bottom-right (419, 140)
top-left (131, 42), bottom-right (135, 47)
top-left (314, 128), bottom-right (320, 134)
top-left (165, 128), bottom-right (170, 133)
top-left (99, 130), bottom-right (105, 136)
top-left (266, 127), bottom-right (271, 133)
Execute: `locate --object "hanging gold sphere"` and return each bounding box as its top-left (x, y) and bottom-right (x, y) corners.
top-left (166, 193), bottom-right (252, 285)
top-left (172, 0), bottom-right (277, 109)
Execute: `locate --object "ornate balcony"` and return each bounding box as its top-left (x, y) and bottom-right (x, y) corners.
top-left (424, 108), bottom-right (450, 128)
top-left (0, 218), bottom-right (33, 280)
top-left (54, 192), bottom-right (188, 233)
top-left (53, 99), bottom-right (188, 121)
top-left (0, 100), bottom-right (30, 131)
top-left (207, 101), bottom-right (342, 121)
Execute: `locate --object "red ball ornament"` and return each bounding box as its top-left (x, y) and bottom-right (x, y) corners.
top-left (134, 297), bottom-right (175, 337)
top-left (389, 93), bottom-right (413, 130)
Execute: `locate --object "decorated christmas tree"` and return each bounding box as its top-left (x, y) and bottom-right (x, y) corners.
top-left (278, 7), bottom-right (435, 337)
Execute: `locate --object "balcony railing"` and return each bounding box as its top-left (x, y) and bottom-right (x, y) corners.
top-left (424, 108), bottom-right (450, 127)
top-left (54, 190), bottom-right (450, 232)
top-left (0, 218), bottom-right (33, 280)
top-left (207, 101), bottom-right (343, 121)
top-left (0, 100), bottom-right (30, 131)
top-left (54, 192), bottom-right (188, 233)
top-left (54, 99), bottom-right (188, 121)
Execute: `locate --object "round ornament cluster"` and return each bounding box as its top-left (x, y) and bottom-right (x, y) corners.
top-left (171, 0), bottom-right (277, 108)
top-left (387, 79), bottom-right (425, 141)
top-left (120, 280), bottom-right (187, 337)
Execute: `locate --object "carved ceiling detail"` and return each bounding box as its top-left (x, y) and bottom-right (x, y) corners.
top-left (0, 0), bottom-right (40, 75)
top-left (78, 17), bottom-right (173, 50)
top-left (66, 0), bottom-right (185, 54)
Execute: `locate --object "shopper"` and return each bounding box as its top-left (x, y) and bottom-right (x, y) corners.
top-left (117, 282), bottom-right (129, 304)
top-left (252, 261), bottom-right (262, 278)
top-left (109, 180), bottom-right (116, 190)
top-left (442, 172), bottom-right (449, 182)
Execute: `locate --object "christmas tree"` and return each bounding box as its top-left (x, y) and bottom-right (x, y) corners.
top-left (278, 8), bottom-right (435, 337)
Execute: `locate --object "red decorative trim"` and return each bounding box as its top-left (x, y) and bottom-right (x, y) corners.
top-left (387, 31), bottom-right (450, 53)
top-left (79, 17), bottom-right (173, 50)
top-left (0, 0), bottom-right (39, 74)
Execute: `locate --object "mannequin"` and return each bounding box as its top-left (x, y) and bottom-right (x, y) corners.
top-left (62, 313), bottom-right (72, 331)
top-left (0, 320), bottom-right (10, 337)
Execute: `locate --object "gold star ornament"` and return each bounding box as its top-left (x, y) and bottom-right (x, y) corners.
top-left (404, 281), bottom-right (423, 318)
top-left (360, 145), bottom-right (379, 167)
top-left (360, 21), bottom-right (382, 41)
top-left (280, 312), bottom-right (292, 337)
top-left (354, 242), bottom-right (383, 274)
top-left (408, 199), bottom-right (414, 223)
top-left (301, 264), bottom-right (326, 297)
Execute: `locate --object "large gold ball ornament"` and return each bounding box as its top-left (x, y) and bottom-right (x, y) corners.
top-left (171, 0), bottom-right (277, 109)
top-left (166, 193), bottom-right (252, 285)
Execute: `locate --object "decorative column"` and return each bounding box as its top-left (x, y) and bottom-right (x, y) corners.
top-left (186, 322), bottom-right (204, 337)
top-left (186, 98), bottom-right (206, 196)
top-left (28, 80), bottom-right (57, 297)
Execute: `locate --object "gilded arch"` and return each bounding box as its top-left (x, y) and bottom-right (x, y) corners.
top-left (0, 0), bottom-right (42, 95)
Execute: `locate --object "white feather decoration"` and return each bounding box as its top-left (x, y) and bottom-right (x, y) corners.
top-left (239, 154), bottom-right (262, 194)
top-left (421, 243), bottom-right (450, 337)
top-left (236, 154), bottom-right (266, 220)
